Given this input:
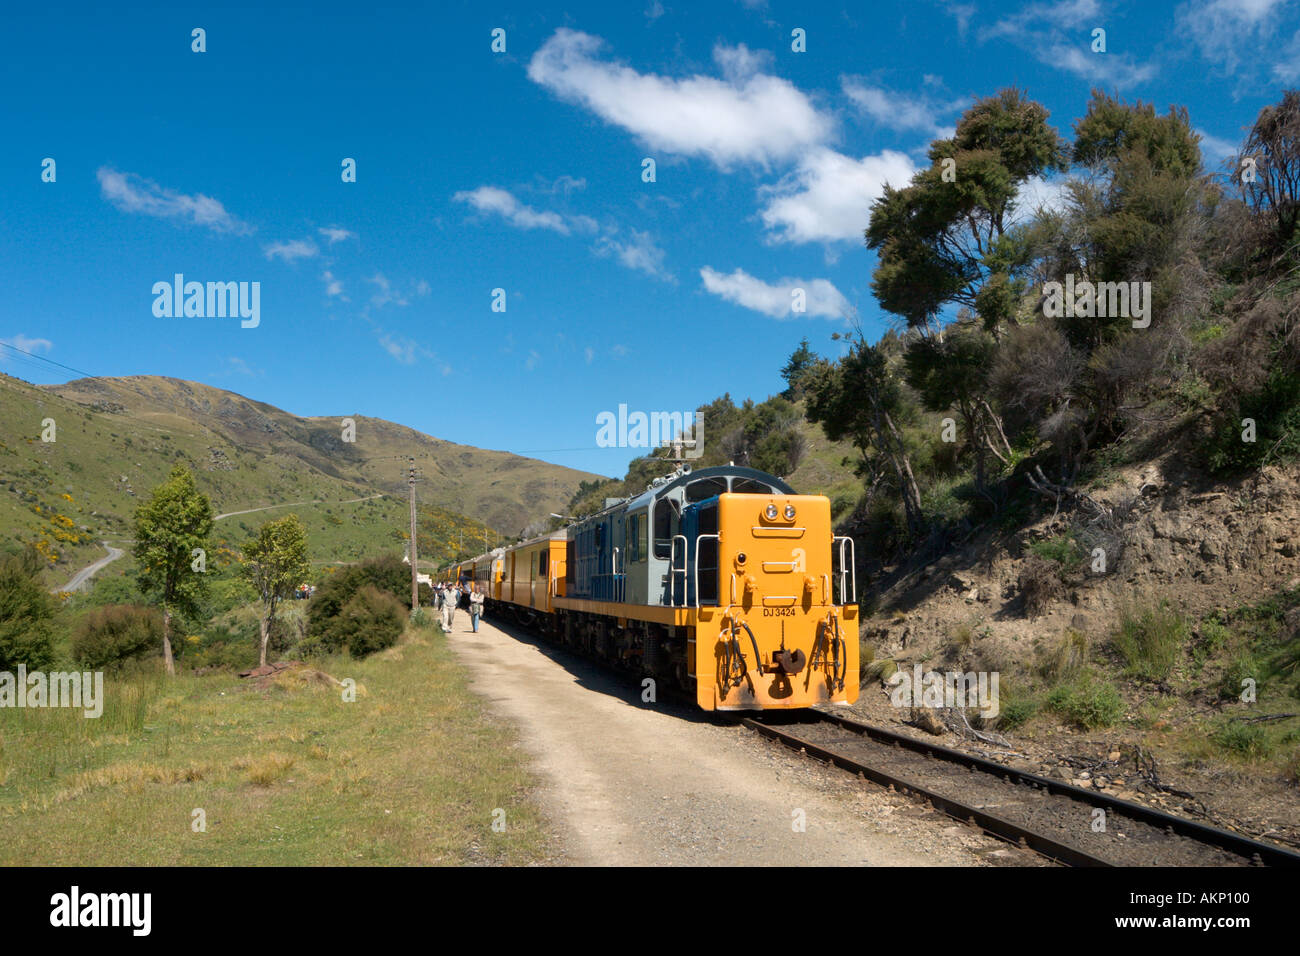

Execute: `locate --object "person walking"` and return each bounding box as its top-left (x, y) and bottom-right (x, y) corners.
top-left (444, 583), bottom-right (460, 632)
top-left (469, 585), bottom-right (484, 633)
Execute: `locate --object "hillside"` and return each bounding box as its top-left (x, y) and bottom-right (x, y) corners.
top-left (0, 372), bottom-right (599, 582)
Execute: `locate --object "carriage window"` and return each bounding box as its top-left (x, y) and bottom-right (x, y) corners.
top-left (539, 550), bottom-right (548, 576)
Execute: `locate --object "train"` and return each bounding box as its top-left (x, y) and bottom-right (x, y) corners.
top-left (440, 464), bottom-right (859, 711)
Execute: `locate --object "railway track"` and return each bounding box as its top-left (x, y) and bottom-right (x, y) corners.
top-left (745, 710), bottom-right (1300, 867)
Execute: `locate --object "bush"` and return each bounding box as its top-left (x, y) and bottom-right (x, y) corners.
top-left (1028, 534), bottom-right (1086, 574)
top-left (305, 554), bottom-right (412, 652)
top-left (1019, 555), bottom-right (1064, 617)
top-left (1219, 653), bottom-right (1260, 701)
top-left (1113, 602), bottom-right (1187, 681)
top-left (70, 605), bottom-right (162, 669)
top-left (409, 607), bottom-right (434, 630)
top-left (998, 695), bottom-right (1039, 730)
top-left (337, 586), bottom-right (405, 658)
top-left (1047, 675), bottom-right (1124, 730)
top-left (0, 547), bottom-right (57, 670)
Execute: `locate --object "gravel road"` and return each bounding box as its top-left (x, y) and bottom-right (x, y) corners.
top-left (450, 616), bottom-right (1034, 866)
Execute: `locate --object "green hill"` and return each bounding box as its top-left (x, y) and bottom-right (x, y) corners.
top-left (0, 372), bottom-right (600, 585)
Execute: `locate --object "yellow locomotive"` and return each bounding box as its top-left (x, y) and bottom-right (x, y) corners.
top-left (443, 465), bottom-right (858, 711)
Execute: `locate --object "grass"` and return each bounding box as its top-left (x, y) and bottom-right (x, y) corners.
top-left (0, 625), bottom-right (551, 864)
top-left (1112, 601), bottom-right (1188, 681)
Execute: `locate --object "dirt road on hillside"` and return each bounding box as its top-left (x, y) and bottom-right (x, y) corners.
top-left (449, 617), bottom-right (1032, 866)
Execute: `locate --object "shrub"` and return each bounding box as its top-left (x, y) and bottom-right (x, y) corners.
top-left (1113, 602), bottom-right (1187, 681)
top-left (1028, 534), bottom-right (1086, 574)
top-left (1219, 653), bottom-right (1260, 701)
top-left (326, 586), bottom-right (405, 658)
top-left (409, 607), bottom-right (434, 630)
top-left (0, 547), bottom-right (57, 670)
top-left (305, 554), bottom-right (412, 652)
top-left (1213, 720), bottom-right (1274, 761)
top-left (1019, 555), bottom-right (1063, 617)
top-left (998, 695), bottom-right (1039, 730)
top-left (1047, 675), bottom-right (1124, 730)
top-left (70, 605), bottom-right (162, 669)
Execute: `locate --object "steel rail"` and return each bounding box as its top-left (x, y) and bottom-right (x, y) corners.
top-left (811, 709), bottom-right (1300, 867)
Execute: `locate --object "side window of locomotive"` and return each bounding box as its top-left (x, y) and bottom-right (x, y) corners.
top-left (653, 501), bottom-right (672, 559)
top-left (539, 550), bottom-right (548, 577)
top-left (637, 513), bottom-right (647, 562)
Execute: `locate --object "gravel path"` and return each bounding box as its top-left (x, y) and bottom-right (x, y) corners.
top-left (450, 616), bottom-right (1034, 866)
top-left (53, 541), bottom-right (124, 593)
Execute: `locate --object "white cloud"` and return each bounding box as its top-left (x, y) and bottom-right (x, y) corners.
top-left (593, 229), bottom-right (674, 282)
top-left (841, 78), bottom-right (967, 136)
top-left (225, 356), bottom-right (255, 376)
top-left (264, 239), bottom-right (319, 262)
top-left (526, 29), bottom-right (832, 167)
top-left (584, 347), bottom-right (595, 364)
top-left (97, 167), bottom-right (251, 234)
top-left (1177, 0), bottom-right (1292, 76)
top-left (1041, 44), bottom-right (1157, 86)
top-left (0, 334), bottom-right (53, 357)
top-left (453, 185), bottom-right (573, 233)
top-left (980, 0), bottom-right (1156, 87)
top-left (1197, 128), bottom-right (1241, 167)
top-left (319, 226), bottom-right (354, 244)
top-left (321, 270), bottom-right (345, 298)
top-left (699, 266), bottom-right (850, 319)
top-left (368, 273), bottom-right (410, 309)
top-left (379, 335), bottom-right (418, 366)
top-left (759, 147), bottom-right (917, 244)
top-left (1009, 175), bottom-right (1073, 225)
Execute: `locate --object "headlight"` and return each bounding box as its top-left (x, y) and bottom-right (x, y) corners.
top-left (764, 504), bottom-right (778, 520)
top-left (784, 504), bottom-right (796, 520)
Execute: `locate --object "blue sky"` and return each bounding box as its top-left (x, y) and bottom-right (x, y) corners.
top-left (3, 0), bottom-right (1297, 478)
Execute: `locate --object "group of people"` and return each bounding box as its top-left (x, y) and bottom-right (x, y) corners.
top-left (432, 581), bottom-right (485, 632)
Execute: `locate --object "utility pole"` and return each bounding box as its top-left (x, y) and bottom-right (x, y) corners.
top-left (408, 457), bottom-right (419, 609)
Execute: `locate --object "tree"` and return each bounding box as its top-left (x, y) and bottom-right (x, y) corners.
top-left (0, 546), bottom-right (56, 671)
top-left (867, 87), bottom-right (1068, 333)
top-left (780, 338), bottom-right (818, 399)
top-left (804, 338), bottom-right (925, 536)
top-left (1234, 89), bottom-right (1300, 258)
top-left (242, 513), bottom-right (310, 667)
top-left (133, 466), bottom-right (213, 675)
